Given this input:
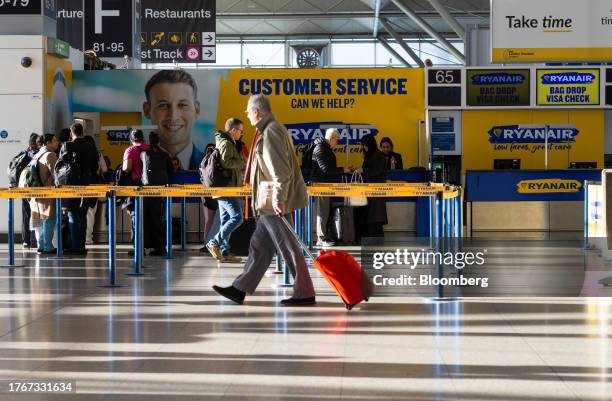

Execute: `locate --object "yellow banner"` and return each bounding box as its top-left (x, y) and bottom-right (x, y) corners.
top-left (536, 69), bottom-right (600, 106)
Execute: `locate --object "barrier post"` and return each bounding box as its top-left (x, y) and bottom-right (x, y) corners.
top-left (99, 191), bottom-right (123, 288)
top-left (163, 196), bottom-right (174, 260)
top-left (1, 198), bottom-right (24, 268)
top-left (584, 180), bottom-right (589, 250)
top-left (48, 198), bottom-right (69, 260)
top-left (180, 197), bottom-right (186, 251)
top-left (445, 197), bottom-right (452, 238)
top-left (272, 215), bottom-right (294, 288)
top-left (454, 194), bottom-right (461, 238)
top-left (307, 196), bottom-right (312, 250)
top-left (273, 254), bottom-right (283, 274)
top-left (436, 192), bottom-right (444, 299)
top-left (127, 196), bottom-right (145, 276)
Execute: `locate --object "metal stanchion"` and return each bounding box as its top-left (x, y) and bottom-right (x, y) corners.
top-left (445, 198), bottom-right (452, 238)
top-left (272, 214), bottom-right (294, 288)
top-left (163, 196), bottom-right (174, 260)
top-left (1, 198), bottom-right (24, 268)
top-left (435, 193), bottom-right (444, 299)
top-left (99, 192), bottom-right (123, 288)
top-left (584, 181), bottom-right (589, 250)
top-left (127, 196), bottom-right (145, 276)
top-left (180, 197), bottom-right (186, 251)
top-left (273, 254), bottom-right (283, 274)
top-left (307, 197), bottom-right (313, 250)
top-left (47, 198), bottom-right (69, 260)
top-left (454, 195), bottom-right (461, 238)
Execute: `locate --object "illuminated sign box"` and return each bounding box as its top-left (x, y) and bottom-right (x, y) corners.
top-left (466, 69), bottom-right (530, 107)
top-left (536, 69), bottom-right (600, 106)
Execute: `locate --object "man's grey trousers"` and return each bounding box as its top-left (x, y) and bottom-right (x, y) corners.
top-left (233, 213), bottom-right (316, 299)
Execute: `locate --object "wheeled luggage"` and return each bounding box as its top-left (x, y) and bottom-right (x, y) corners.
top-left (330, 206), bottom-right (356, 244)
top-left (281, 216), bottom-right (373, 310)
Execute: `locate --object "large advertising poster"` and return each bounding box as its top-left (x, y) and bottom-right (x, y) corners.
top-left (45, 54), bottom-right (72, 136)
top-left (462, 109), bottom-right (604, 172)
top-left (492, 0), bottom-right (612, 63)
top-left (73, 68), bottom-right (425, 169)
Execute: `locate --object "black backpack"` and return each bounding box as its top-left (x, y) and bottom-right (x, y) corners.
top-left (199, 146), bottom-right (230, 187)
top-left (140, 149), bottom-right (169, 186)
top-left (54, 142), bottom-right (82, 186)
top-left (7, 150), bottom-right (32, 188)
top-left (301, 142), bottom-right (316, 175)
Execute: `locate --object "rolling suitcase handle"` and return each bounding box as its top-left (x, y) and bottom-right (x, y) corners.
top-left (280, 214), bottom-right (316, 261)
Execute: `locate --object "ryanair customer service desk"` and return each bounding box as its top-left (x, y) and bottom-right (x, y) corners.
top-left (465, 169), bottom-right (601, 236)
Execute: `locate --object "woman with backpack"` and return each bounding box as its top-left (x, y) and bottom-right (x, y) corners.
top-left (29, 134), bottom-right (60, 254)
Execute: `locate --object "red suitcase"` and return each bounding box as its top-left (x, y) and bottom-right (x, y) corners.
top-left (281, 217), bottom-right (373, 310)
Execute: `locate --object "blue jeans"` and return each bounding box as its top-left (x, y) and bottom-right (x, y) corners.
top-left (38, 219), bottom-right (56, 252)
top-left (209, 197), bottom-right (243, 256)
top-left (67, 207), bottom-right (87, 251)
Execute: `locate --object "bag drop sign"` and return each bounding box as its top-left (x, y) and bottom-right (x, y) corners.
top-left (537, 69), bottom-right (600, 106)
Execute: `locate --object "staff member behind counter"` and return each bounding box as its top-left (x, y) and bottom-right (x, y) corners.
top-left (143, 70), bottom-right (204, 170)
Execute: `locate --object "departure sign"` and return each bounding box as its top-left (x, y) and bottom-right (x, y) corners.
top-left (466, 69), bottom-right (530, 107)
top-left (427, 69), bottom-right (462, 107)
top-left (536, 69), bottom-right (600, 106)
top-left (0, 0), bottom-right (41, 14)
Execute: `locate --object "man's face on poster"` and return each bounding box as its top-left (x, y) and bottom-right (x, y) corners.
top-left (143, 83), bottom-right (201, 153)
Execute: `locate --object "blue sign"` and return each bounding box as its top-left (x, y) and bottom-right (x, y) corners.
top-left (0, 130), bottom-right (8, 139)
top-left (466, 170), bottom-right (601, 202)
top-left (471, 73), bottom-right (525, 85)
top-left (106, 130), bottom-right (131, 142)
top-left (285, 122), bottom-right (378, 146)
top-left (488, 125), bottom-right (579, 144)
top-left (540, 72), bottom-right (596, 85)
top-left (431, 117), bottom-right (455, 151)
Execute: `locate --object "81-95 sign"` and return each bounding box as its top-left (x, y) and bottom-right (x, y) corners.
top-left (428, 69), bottom-right (462, 85)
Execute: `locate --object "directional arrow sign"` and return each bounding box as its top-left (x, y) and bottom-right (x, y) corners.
top-left (202, 45), bottom-right (216, 62)
top-left (202, 31), bottom-right (215, 45)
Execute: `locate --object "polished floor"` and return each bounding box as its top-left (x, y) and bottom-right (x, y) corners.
top-left (0, 244), bottom-right (611, 401)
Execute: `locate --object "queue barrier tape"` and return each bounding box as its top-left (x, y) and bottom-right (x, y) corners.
top-left (0, 183), bottom-right (461, 199)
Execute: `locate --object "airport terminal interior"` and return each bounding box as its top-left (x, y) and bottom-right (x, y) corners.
top-left (0, 0), bottom-right (612, 400)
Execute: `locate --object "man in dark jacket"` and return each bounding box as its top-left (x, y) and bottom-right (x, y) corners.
top-left (310, 128), bottom-right (351, 247)
top-left (63, 123), bottom-right (99, 255)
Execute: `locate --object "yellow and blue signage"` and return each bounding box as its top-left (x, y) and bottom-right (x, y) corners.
top-left (537, 69), bottom-right (600, 106)
top-left (517, 179), bottom-right (581, 194)
top-left (466, 170), bottom-right (600, 202)
top-left (488, 125), bottom-right (579, 144)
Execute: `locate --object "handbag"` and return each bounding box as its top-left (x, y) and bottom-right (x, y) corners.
top-left (345, 171), bottom-right (368, 207)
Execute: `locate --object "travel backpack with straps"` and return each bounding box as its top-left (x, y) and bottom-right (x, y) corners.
top-left (140, 148), bottom-right (169, 186)
top-left (18, 151), bottom-right (50, 188)
top-left (7, 150), bottom-right (32, 188)
top-left (54, 142), bottom-right (83, 186)
top-left (300, 142), bottom-right (316, 176)
top-left (199, 145), bottom-right (231, 187)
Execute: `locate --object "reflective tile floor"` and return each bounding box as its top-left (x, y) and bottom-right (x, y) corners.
top-left (0, 245), bottom-right (610, 401)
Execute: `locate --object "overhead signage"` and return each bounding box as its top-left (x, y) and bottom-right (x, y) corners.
top-left (141, 0), bottom-right (216, 63)
top-left (84, 0), bottom-right (133, 58)
top-left (491, 0), bottom-right (612, 63)
top-left (466, 69), bottom-right (530, 107)
top-left (427, 69), bottom-right (462, 107)
top-left (536, 69), bottom-right (600, 106)
top-left (46, 37), bottom-right (70, 58)
top-left (56, 0), bottom-right (83, 50)
top-left (517, 179), bottom-right (581, 194)
top-left (0, 0), bottom-right (42, 14)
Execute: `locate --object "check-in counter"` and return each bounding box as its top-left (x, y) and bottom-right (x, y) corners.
top-left (465, 169), bottom-right (601, 235)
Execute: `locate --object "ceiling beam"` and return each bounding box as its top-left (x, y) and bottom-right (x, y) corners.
top-left (390, 0), bottom-right (465, 63)
top-left (427, 0), bottom-right (466, 41)
top-left (377, 35), bottom-right (412, 67)
top-left (379, 18), bottom-right (424, 67)
top-left (217, 11), bottom-right (489, 20)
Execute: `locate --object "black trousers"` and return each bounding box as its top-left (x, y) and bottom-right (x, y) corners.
top-left (22, 199), bottom-right (32, 246)
top-left (130, 197), bottom-right (164, 251)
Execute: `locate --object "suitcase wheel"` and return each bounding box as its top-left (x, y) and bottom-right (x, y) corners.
top-left (364, 297), bottom-right (369, 302)
top-left (345, 303), bottom-right (354, 310)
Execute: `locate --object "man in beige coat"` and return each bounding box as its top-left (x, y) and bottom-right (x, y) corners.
top-left (29, 133), bottom-right (60, 254)
top-left (213, 95), bottom-right (316, 306)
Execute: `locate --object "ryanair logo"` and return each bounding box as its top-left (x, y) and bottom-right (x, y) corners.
top-left (471, 73), bottom-right (526, 85)
top-left (106, 130), bottom-right (131, 142)
top-left (285, 122), bottom-right (378, 145)
top-left (517, 179), bottom-right (581, 194)
top-left (540, 72), bottom-right (596, 85)
top-left (488, 125), bottom-right (579, 144)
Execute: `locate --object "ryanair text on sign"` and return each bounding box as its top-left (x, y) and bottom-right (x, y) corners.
top-left (488, 125), bottom-right (579, 144)
top-left (471, 73), bottom-right (526, 85)
top-left (287, 122), bottom-right (378, 153)
top-left (517, 179), bottom-right (582, 194)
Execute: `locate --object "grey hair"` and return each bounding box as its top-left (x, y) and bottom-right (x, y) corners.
top-left (247, 94), bottom-right (272, 114)
top-left (325, 128), bottom-right (340, 140)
